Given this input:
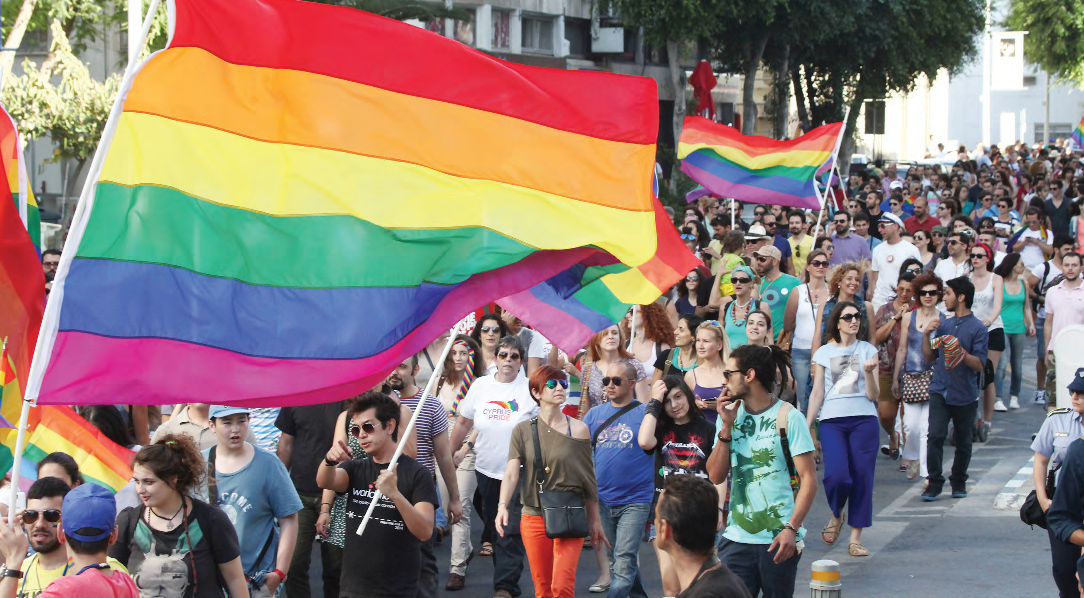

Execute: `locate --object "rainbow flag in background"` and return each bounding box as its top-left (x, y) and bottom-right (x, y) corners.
top-left (0, 108), bottom-right (40, 255)
top-left (678, 117), bottom-right (844, 209)
top-left (1071, 117), bottom-right (1084, 152)
top-left (33, 0), bottom-right (693, 408)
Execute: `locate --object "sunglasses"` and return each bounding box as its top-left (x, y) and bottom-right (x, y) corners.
top-left (932, 232), bottom-right (944, 237)
top-left (681, 234), bottom-right (697, 241)
top-left (918, 289), bottom-right (940, 297)
top-left (602, 377), bottom-right (624, 386)
top-left (497, 351), bottom-right (522, 361)
top-left (906, 268), bottom-right (923, 275)
top-left (833, 219), bottom-right (848, 225)
top-left (839, 313), bottom-right (861, 322)
top-left (754, 255), bottom-right (771, 263)
top-left (544, 379), bottom-right (569, 390)
top-left (479, 325), bottom-right (500, 333)
top-left (686, 274), bottom-right (699, 281)
top-left (947, 240), bottom-right (962, 246)
top-left (722, 369), bottom-right (742, 379)
top-left (970, 252), bottom-right (987, 259)
top-left (808, 260), bottom-right (830, 268)
top-left (22, 509), bottom-right (61, 526)
top-left (732, 277), bottom-right (752, 284)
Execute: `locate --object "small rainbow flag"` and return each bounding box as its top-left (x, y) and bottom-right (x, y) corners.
top-left (1071, 117), bottom-right (1084, 152)
top-left (0, 109), bottom-right (39, 255)
top-left (678, 117), bottom-right (844, 209)
top-left (32, 0), bottom-right (693, 408)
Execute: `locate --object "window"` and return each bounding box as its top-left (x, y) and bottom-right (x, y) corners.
top-left (565, 17), bottom-right (590, 57)
top-left (454, 8), bottom-right (475, 46)
top-left (522, 16), bottom-right (554, 54)
top-left (492, 10), bottom-right (511, 49)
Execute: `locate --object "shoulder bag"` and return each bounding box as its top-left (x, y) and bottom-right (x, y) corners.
top-left (1020, 463), bottom-right (1060, 529)
top-left (531, 418), bottom-right (588, 539)
top-left (900, 370), bottom-right (934, 404)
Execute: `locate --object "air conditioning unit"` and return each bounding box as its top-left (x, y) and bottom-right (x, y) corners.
top-left (591, 27), bottom-right (623, 53)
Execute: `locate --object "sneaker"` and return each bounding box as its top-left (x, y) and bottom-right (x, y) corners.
top-left (951, 485), bottom-right (968, 498)
top-left (921, 486), bottom-right (942, 501)
top-left (1009, 396), bottom-right (1020, 409)
top-left (880, 445), bottom-right (900, 460)
top-left (993, 399), bottom-right (1008, 412)
top-left (1035, 390), bottom-right (1047, 405)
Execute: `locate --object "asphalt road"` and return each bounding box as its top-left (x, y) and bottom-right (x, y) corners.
top-left (303, 336), bottom-right (1058, 597)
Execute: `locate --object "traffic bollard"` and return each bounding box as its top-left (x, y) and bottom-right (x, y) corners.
top-left (810, 559), bottom-right (841, 597)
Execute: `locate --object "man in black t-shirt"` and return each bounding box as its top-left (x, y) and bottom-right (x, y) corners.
top-left (656, 476), bottom-right (750, 598)
top-left (275, 401), bottom-right (346, 598)
top-left (317, 391), bottom-right (438, 598)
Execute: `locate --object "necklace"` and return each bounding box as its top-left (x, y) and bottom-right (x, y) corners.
top-left (149, 502), bottom-right (184, 530)
top-left (730, 296), bottom-right (754, 326)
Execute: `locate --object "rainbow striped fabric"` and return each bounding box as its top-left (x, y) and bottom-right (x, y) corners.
top-left (0, 110), bottom-right (39, 255)
top-left (35, 0), bottom-right (690, 407)
top-left (678, 117), bottom-right (844, 209)
top-left (1071, 117), bottom-right (1084, 152)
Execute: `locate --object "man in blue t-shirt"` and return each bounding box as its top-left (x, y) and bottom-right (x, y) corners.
top-left (922, 277), bottom-right (989, 501)
top-left (584, 362), bottom-right (654, 598)
top-left (204, 405), bottom-right (304, 597)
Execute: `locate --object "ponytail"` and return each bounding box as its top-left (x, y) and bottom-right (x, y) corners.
top-left (133, 433), bottom-right (205, 497)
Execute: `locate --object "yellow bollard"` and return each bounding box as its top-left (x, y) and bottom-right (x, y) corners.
top-left (810, 559), bottom-right (841, 597)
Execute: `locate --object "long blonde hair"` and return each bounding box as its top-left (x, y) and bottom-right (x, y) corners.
top-left (694, 320), bottom-right (731, 363)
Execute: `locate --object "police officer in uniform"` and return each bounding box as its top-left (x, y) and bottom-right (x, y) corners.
top-left (1043, 367), bottom-right (1084, 598)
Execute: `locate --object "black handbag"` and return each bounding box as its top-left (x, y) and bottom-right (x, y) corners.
top-left (531, 418), bottom-right (589, 539)
top-left (1020, 464), bottom-right (1059, 529)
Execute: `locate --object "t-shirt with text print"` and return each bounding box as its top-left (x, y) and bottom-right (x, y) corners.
top-left (339, 455), bottom-right (439, 598)
top-left (645, 418), bottom-right (715, 503)
top-left (457, 374), bottom-right (539, 479)
top-left (716, 400), bottom-right (814, 545)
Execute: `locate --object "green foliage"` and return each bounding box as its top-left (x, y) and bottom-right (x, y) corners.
top-left (1, 21), bottom-right (118, 163)
top-left (2, 0), bottom-right (106, 54)
top-left (1006, 0), bottom-right (1084, 85)
top-left (598, 0), bottom-right (720, 47)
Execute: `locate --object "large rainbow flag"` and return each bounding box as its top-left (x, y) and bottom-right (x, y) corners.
top-left (31, 0), bottom-right (694, 408)
top-left (678, 117), bottom-right (844, 209)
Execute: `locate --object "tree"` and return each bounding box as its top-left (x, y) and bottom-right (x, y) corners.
top-left (1006, 0), bottom-right (1084, 84)
top-left (2, 21), bottom-right (120, 226)
top-left (306, 0), bottom-right (470, 21)
top-left (788, 0), bottom-right (984, 169)
top-left (599, 0), bottom-right (719, 191)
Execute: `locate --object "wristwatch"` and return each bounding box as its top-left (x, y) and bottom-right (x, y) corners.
top-left (0, 567), bottom-right (22, 579)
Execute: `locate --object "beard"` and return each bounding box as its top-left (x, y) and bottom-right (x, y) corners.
top-left (388, 377), bottom-right (405, 391)
top-left (30, 534), bottom-right (60, 555)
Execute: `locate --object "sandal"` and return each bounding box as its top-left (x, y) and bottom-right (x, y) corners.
top-left (906, 461), bottom-right (919, 480)
top-left (848, 542), bottom-right (869, 557)
top-left (479, 542), bottom-right (494, 557)
top-left (821, 512), bottom-right (845, 545)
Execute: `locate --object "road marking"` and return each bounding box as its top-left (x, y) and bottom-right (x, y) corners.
top-left (994, 456), bottom-right (1035, 511)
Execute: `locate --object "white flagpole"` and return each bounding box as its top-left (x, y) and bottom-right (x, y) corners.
top-left (357, 323), bottom-right (463, 536)
top-left (809, 107), bottom-right (851, 243)
top-left (8, 0), bottom-right (163, 522)
top-left (730, 198), bottom-right (735, 229)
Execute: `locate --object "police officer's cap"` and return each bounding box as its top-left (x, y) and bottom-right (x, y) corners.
top-left (1069, 368), bottom-right (1084, 392)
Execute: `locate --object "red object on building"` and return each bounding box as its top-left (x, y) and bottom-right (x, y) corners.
top-left (688, 60), bottom-right (717, 120)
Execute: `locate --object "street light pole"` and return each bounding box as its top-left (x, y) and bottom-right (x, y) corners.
top-left (128, 0), bottom-right (141, 66)
top-left (981, 0), bottom-right (991, 148)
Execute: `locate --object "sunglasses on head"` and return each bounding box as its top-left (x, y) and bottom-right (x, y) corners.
top-left (22, 509), bottom-right (61, 526)
top-left (839, 313), bottom-right (861, 322)
top-left (497, 351), bottom-right (522, 361)
top-left (918, 289), bottom-right (940, 297)
top-left (544, 379), bottom-right (569, 390)
top-left (602, 376), bottom-right (624, 386)
top-left (732, 276), bottom-right (752, 284)
top-left (351, 422), bottom-right (380, 438)
top-left (479, 325), bottom-right (500, 333)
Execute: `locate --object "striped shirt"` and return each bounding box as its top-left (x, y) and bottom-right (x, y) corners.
top-left (249, 407), bottom-right (282, 453)
top-left (400, 390), bottom-right (449, 474)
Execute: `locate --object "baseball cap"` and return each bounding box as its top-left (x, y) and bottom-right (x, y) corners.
top-left (754, 245), bottom-right (782, 261)
top-left (879, 213), bottom-right (904, 228)
top-left (889, 180), bottom-right (903, 190)
top-left (745, 224), bottom-right (768, 240)
top-left (62, 483), bottom-right (116, 542)
top-left (1069, 368), bottom-right (1084, 392)
top-left (931, 225), bottom-right (948, 235)
top-left (209, 405), bottom-right (251, 419)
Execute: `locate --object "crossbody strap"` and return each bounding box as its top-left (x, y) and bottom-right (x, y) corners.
top-left (207, 446), bottom-right (218, 506)
top-left (531, 418), bottom-right (546, 486)
top-left (591, 402), bottom-right (639, 447)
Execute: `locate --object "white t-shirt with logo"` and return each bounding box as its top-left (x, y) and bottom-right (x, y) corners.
top-left (457, 373), bottom-right (539, 479)
top-left (871, 239), bottom-right (921, 309)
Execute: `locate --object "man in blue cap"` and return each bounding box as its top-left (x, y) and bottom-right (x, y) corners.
top-left (1043, 368), bottom-right (1084, 596)
top-left (0, 482), bottom-right (138, 598)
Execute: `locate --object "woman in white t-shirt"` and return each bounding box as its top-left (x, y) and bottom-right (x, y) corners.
top-left (449, 336), bottom-right (539, 597)
top-left (806, 301), bottom-right (880, 558)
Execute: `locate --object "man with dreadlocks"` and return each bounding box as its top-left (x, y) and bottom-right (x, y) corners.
top-left (707, 345), bottom-right (818, 598)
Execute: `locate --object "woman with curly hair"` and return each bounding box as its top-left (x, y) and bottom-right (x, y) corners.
top-left (624, 303), bottom-right (676, 377)
top-left (111, 433), bottom-right (249, 598)
top-left (470, 314), bottom-right (509, 374)
top-left (576, 325), bottom-right (648, 420)
top-left (812, 262), bottom-right (875, 354)
top-left (666, 270), bottom-right (704, 325)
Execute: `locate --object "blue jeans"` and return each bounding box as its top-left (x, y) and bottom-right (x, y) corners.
top-left (791, 348), bottom-right (812, 411)
top-left (995, 332), bottom-right (1025, 398)
top-left (598, 502), bottom-right (651, 598)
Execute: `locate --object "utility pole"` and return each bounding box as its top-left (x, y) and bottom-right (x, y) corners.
top-left (981, 0), bottom-right (991, 148)
top-left (128, 0), bottom-right (141, 66)
top-left (1043, 70), bottom-right (1050, 146)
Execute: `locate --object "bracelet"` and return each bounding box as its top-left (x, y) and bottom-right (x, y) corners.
top-left (321, 502), bottom-right (333, 507)
top-left (0, 568), bottom-right (22, 579)
top-left (783, 522), bottom-right (798, 534)
top-left (272, 568), bottom-right (287, 582)
top-left (716, 432), bottom-right (732, 443)
top-left (497, 501), bottom-right (507, 507)
top-left (324, 457), bottom-right (338, 467)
